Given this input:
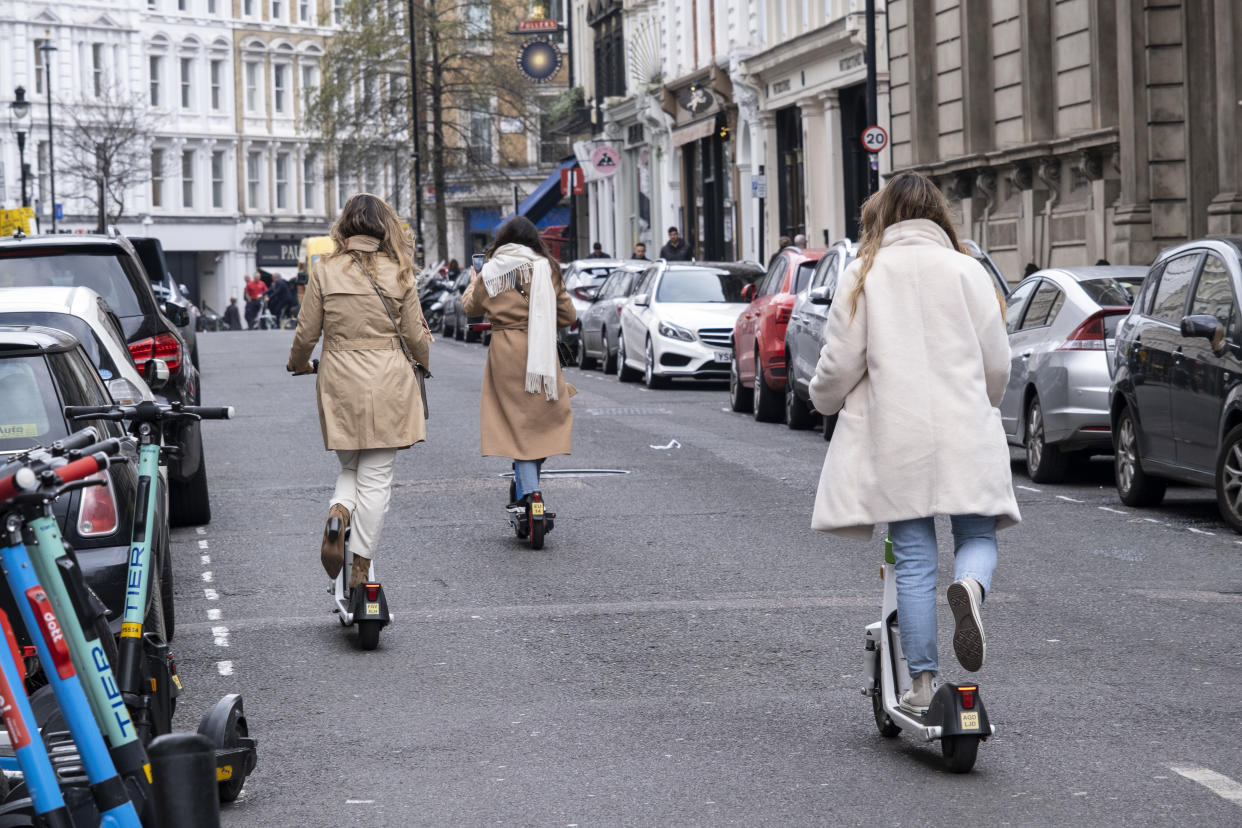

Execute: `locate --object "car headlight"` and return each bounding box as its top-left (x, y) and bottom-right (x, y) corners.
top-left (657, 321), bottom-right (696, 342)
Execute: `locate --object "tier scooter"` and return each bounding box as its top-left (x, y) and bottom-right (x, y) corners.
top-left (862, 536), bottom-right (993, 773)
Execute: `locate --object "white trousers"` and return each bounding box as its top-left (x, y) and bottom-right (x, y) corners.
top-left (331, 448), bottom-right (397, 561)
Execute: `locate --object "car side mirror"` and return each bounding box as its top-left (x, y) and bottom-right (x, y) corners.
top-left (583, 286), bottom-right (601, 302)
top-left (633, 293), bottom-right (650, 307)
top-left (1181, 314), bottom-right (1227, 352)
top-left (809, 285), bottom-right (832, 305)
top-left (163, 302), bottom-right (190, 327)
top-left (143, 358), bottom-right (170, 390)
top-left (741, 283), bottom-right (757, 302)
top-left (179, 283), bottom-right (191, 297)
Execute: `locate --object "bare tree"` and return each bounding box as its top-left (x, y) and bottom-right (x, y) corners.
top-left (60, 87), bottom-right (157, 230)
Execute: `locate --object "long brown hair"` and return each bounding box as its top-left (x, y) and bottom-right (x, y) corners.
top-left (485, 216), bottom-right (562, 280)
top-left (330, 193), bottom-right (415, 290)
top-left (849, 172), bottom-right (964, 319)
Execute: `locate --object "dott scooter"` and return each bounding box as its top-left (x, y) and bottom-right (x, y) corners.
top-left (66, 402), bottom-right (257, 802)
top-left (862, 536), bottom-right (994, 773)
top-left (295, 362), bottom-right (391, 651)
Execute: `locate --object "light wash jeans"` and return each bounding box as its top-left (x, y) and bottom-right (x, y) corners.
top-left (513, 459), bottom-right (545, 501)
top-left (332, 448), bottom-right (397, 561)
top-left (889, 514), bottom-right (997, 677)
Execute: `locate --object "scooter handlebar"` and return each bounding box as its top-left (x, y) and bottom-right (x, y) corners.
top-left (52, 454), bottom-right (109, 485)
top-left (52, 426), bottom-right (102, 453)
top-left (64, 405), bottom-right (128, 422)
top-left (0, 451), bottom-right (112, 505)
top-left (182, 405), bottom-right (234, 420)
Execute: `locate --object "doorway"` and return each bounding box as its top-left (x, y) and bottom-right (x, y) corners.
top-left (838, 84), bottom-right (871, 242)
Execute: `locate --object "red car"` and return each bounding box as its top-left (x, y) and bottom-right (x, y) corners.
top-left (730, 246), bottom-right (825, 420)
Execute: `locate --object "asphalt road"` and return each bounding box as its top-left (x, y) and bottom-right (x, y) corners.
top-left (169, 330), bottom-right (1242, 827)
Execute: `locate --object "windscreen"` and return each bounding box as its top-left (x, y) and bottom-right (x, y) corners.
top-left (0, 251), bottom-right (143, 318)
top-left (656, 269), bottom-right (754, 303)
top-left (1078, 275), bottom-right (1145, 308)
top-left (0, 356), bottom-right (64, 451)
top-left (566, 267), bottom-right (614, 289)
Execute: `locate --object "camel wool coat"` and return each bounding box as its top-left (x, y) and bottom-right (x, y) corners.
top-left (808, 218), bottom-right (1020, 539)
top-left (460, 262), bottom-right (577, 459)
top-left (288, 236), bottom-right (431, 451)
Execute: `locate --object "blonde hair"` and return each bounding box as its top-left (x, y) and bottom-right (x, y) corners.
top-left (329, 193), bottom-right (415, 291)
top-left (849, 172), bottom-right (965, 319)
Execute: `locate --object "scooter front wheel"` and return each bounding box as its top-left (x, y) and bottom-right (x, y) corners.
top-left (871, 691), bottom-right (900, 737)
top-left (941, 734), bottom-right (980, 773)
top-left (357, 621), bottom-right (381, 651)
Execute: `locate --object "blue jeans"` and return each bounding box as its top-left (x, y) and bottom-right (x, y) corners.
top-left (889, 514), bottom-right (997, 677)
top-left (513, 459), bottom-right (545, 501)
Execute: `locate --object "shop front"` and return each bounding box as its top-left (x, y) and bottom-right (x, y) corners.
top-left (665, 72), bottom-right (736, 262)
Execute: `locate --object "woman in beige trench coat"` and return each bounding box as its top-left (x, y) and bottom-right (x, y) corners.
top-left (287, 193), bottom-right (431, 588)
top-left (460, 216), bottom-right (576, 510)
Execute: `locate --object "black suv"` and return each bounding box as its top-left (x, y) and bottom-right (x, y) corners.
top-left (0, 233), bottom-right (209, 525)
top-left (0, 326), bottom-right (172, 638)
top-left (1110, 236), bottom-right (1242, 531)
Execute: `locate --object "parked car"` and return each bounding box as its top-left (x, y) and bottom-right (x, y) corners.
top-left (128, 236), bottom-right (199, 370)
top-left (561, 259), bottom-right (633, 359)
top-left (997, 266), bottom-right (1146, 482)
top-left (0, 285), bottom-right (155, 406)
top-left (785, 239), bottom-right (858, 435)
top-left (0, 325), bottom-right (172, 639)
top-left (1110, 237), bottom-right (1242, 530)
top-left (0, 232), bottom-right (210, 525)
top-left (616, 261), bottom-right (765, 388)
top-left (730, 246), bottom-right (826, 420)
top-left (578, 262), bottom-right (646, 371)
top-left (962, 239), bottom-right (1012, 298)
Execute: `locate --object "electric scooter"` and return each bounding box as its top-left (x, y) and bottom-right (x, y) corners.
top-left (505, 478), bottom-right (554, 551)
top-left (862, 536), bottom-right (994, 773)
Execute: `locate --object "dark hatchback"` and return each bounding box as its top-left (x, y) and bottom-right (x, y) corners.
top-left (1110, 236), bottom-right (1242, 531)
top-left (0, 326), bottom-right (171, 639)
top-left (0, 233), bottom-right (209, 525)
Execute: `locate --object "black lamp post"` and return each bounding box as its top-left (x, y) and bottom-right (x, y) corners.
top-left (9, 86), bottom-right (30, 208)
top-left (406, 0), bottom-right (425, 266)
top-left (39, 33), bottom-right (58, 233)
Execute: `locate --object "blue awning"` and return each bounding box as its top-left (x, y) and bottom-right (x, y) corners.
top-left (491, 159), bottom-right (577, 234)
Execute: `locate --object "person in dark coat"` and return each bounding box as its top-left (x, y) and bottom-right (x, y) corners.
top-left (222, 297), bottom-right (242, 331)
top-left (658, 227), bottom-right (693, 261)
top-left (268, 276), bottom-right (294, 322)
top-left (588, 242), bottom-right (609, 259)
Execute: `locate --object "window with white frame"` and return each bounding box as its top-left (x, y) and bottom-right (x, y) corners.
top-left (300, 64), bottom-right (318, 105)
top-left (151, 148), bottom-right (165, 208)
top-left (91, 44), bottom-right (104, 98)
top-left (303, 154), bottom-right (317, 210)
top-left (275, 152), bottom-right (289, 209)
top-left (34, 40), bottom-right (48, 95)
top-left (332, 0), bottom-right (343, 25)
top-left (243, 0), bottom-right (255, 16)
top-left (210, 60), bottom-right (223, 110)
top-left (465, 0), bottom-right (490, 42)
top-left (245, 61), bottom-right (260, 112)
top-left (208, 0), bottom-right (217, 12)
top-left (180, 57), bottom-right (193, 109)
top-left (299, 0), bottom-right (310, 22)
top-left (467, 107), bottom-right (492, 164)
top-left (211, 150), bottom-right (225, 208)
top-left (148, 0), bottom-right (156, 9)
top-left (247, 151), bottom-right (263, 210)
top-left (181, 150), bottom-right (195, 208)
top-left (272, 0), bottom-right (284, 20)
top-left (273, 65), bottom-right (288, 114)
top-left (149, 56), bottom-right (162, 106)
top-left (178, 0), bottom-right (187, 10)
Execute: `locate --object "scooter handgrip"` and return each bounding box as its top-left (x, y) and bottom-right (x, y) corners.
top-left (0, 473), bottom-right (18, 504)
top-left (74, 437), bottom-right (124, 460)
top-left (52, 455), bottom-right (106, 485)
top-left (64, 405), bottom-right (122, 421)
top-left (183, 405), bottom-right (234, 420)
top-left (53, 426), bottom-right (102, 453)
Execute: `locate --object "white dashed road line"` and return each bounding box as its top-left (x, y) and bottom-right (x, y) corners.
top-left (196, 530), bottom-right (235, 677)
top-left (197, 539), bottom-right (209, 550)
top-left (216, 660), bottom-right (233, 676)
top-left (200, 554), bottom-right (211, 565)
top-left (1016, 485), bottom-right (1041, 493)
top-left (1168, 764), bottom-right (1242, 806)
top-left (1056, 495), bottom-right (1085, 503)
top-left (207, 608), bottom-right (221, 621)
top-left (204, 588), bottom-right (218, 600)
top-left (1188, 527), bottom-right (1216, 536)
top-left (1099, 506), bottom-right (1128, 515)
top-left (200, 571), bottom-right (214, 583)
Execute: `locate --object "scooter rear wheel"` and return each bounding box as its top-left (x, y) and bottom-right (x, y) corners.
top-left (358, 621), bottom-right (381, 651)
top-left (529, 516), bottom-right (545, 550)
top-left (871, 691), bottom-right (900, 737)
top-left (941, 734), bottom-right (980, 773)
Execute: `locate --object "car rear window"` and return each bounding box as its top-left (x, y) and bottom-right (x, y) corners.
top-left (0, 355), bottom-right (63, 450)
top-left (1077, 276), bottom-right (1145, 307)
top-left (0, 312), bottom-right (120, 379)
top-left (656, 269), bottom-right (755, 303)
top-left (566, 268), bottom-right (614, 289)
top-left (0, 250), bottom-right (144, 318)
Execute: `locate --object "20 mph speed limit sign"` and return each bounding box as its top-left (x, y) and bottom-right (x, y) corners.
top-left (861, 125), bottom-right (888, 153)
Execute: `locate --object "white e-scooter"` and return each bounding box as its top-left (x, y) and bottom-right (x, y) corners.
top-left (862, 537), bottom-right (994, 773)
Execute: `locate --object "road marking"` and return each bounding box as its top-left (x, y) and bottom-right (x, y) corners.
top-left (346, 800), bottom-right (375, 805)
top-left (1016, 485), bottom-right (1041, 493)
top-left (197, 539), bottom-right (209, 550)
top-left (212, 626), bottom-right (229, 647)
top-left (207, 608), bottom-right (221, 621)
top-left (1099, 506), bottom-right (1128, 515)
top-left (204, 588), bottom-right (218, 600)
top-left (1168, 764), bottom-right (1242, 805)
top-left (216, 660), bottom-right (233, 676)
top-left (1056, 495), bottom-right (1085, 503)
top-left (201, 571), bottom-right (214, 583)
top-left (1188, 527), bottom-right (1216, 536)
top-left (200, 554), bottom-right (211, 565)
top-left (195, 527), bottom-right (206, 535)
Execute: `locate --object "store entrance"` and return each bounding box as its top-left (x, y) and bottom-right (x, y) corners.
top-left (838, 84), bottom-right (871, 242)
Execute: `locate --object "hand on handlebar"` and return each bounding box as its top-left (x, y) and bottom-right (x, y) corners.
top-left (288, 358), bottom-right (318, 375)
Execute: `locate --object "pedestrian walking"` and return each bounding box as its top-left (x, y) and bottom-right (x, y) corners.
top-left (658, 227), bottom-right (693, 261)
top-left (243, 274), bottom-right (266, 329)
top-left (286, 193), bottom-right (432, 589)
top-left (268, 275), bottom-right (294, 324)
top-left (460, 216), bottom-right (576, 511)
top-left (588, 242), bottom-right (610, 259)
top-left (807, 171), bottom-right (1019, 715)
top-left (792, 233), bottom-right (808, 249)
top-left (222, 296), bottom-right (242, 331)
top-left (633, 243), bottom-right (648, 260)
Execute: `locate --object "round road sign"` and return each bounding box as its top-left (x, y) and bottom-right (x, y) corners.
top-left (861, 125), bottom-right (888, 153)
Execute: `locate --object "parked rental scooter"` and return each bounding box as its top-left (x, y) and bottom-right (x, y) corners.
top-left (862, 536), bottom-right (993, 773)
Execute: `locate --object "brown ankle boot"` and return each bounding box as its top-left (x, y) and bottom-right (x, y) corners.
top-left (321, 504), bottom-right (350, 579)
top-left (349, 553), bottom-right (372, 590)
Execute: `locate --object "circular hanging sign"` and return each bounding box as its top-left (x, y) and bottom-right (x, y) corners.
top-left (861, 124), bottom-right (889, 153)
top-left (590, 145), bottom-right (620, 177)
top-left (517, 39), bottom-right (562, 83)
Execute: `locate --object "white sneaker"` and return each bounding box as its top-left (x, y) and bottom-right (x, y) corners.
top-left (948, 578), bottom-right (986, 672)
top-left (898, 670), bottom-right (937, 715)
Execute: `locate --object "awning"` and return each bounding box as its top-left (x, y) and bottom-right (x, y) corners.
top-left (671, 116), bottom-right (716, 147)
top-left (491, 159), bottom-right (577, 234)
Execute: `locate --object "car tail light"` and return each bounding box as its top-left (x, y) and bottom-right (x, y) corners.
top-left (128, 332), bottom-right (183, 373)
top-left (616, 304), bottom-right (624, 316)
top-left (1057, 309), bottom-right (1127, 351)
top-left (776, 306), bottom-right (792, 325)
top-left (77, 472), bottom-right (118, 537)
top-left (572, 287), bottom-right (595, 301)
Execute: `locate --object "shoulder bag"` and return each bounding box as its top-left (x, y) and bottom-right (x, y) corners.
top-left (349, 251), bottom-right (430, 419)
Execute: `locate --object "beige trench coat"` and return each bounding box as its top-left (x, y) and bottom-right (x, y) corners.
top-left (808, 219), bottom-right (1021, 539)
top-left (460, 265), bottom-right (577, 459)
top-left (288, 236), bottom-right (431, 451)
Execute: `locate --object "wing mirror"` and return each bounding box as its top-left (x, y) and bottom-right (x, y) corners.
top-left (163, 302), bottom-right (190, 328)
top-left (143, 358), bottom-right (170, 390)
top-left (633, 293), bottom-right (650, 307)
top-left (741, 283), bottom-right (757, 302)
top-left (808, 285), bottom-right (832, 305)
top-left (1181, 314), bottom-right (1227, 352)
top-left (179, 283), bottom-right (192, 297)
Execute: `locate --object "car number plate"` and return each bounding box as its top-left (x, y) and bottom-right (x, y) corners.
top-left (714, 350), bottom-right (732, 363)
top-left (366, 603), bottom-right (380, 616)
top-left (960, 711), bottom-right (980, 730)
top-left (531, 502), bottom-right (545, 516)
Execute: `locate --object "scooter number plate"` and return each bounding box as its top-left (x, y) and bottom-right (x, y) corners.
top-left (366, 603), bottom-right (380, 616)
top-left (960, 711), bottom-right (980, 730)
top-left (531, 502), bottom-right (545, 516)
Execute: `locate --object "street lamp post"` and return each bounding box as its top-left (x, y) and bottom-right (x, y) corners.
top-left (9, 86), bottom-right (30, 208)
top-left (406, 0), bottom-right (425, 266)
top-left (39, 33), bottom-right (58, 233)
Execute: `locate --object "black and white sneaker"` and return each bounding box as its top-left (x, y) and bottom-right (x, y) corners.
top-left (947, 578), bottom-right (986, 672)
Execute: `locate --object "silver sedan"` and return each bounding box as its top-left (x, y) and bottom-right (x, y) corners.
top-left (999, 266), bottom-right (1146, 482)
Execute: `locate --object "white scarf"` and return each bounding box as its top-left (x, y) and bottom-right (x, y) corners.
top-left (480, 243), bottom-right (559, 400)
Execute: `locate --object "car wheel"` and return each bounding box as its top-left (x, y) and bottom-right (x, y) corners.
top-left (643, 339), bottom-right (669, 389)
top-left (616, 332), bottom-right (640, 382)
top-left (578, 335), bottom-right (596, 370)
top-left (729, 350), bottom-right (753, 412)
top-left (1215, 424), bottom-right (1242, 533)
top-left (1025, 394), bottom-right (1069, 483)
top-left (602, 329), bottom-right (617, 374)
top-left (1114, 407), bottom-right (1167, 507)
top-left (170, 440), bottom-right (211, 526)
top-left (752, 354), bottom-right (782, 422)
top-left (784, 363), bottom-right (813, 429)
top-left (426, 310), bottom-right (443, 334)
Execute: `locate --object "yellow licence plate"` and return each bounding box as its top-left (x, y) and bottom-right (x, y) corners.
top-left (531, 502), bottom-right (545, 516)
top-left (365, 603), bottom-right (380, 616)
top-left (960, 711), bottom-right (980, 730)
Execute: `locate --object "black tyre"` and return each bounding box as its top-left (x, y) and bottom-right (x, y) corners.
top-left (160, 527), bottom-right (175, 642)
top-left (601, 330), bottom-right (617, 374)
top-left (823, 413), bottom-right (837, 441)
top-left (509, 479), bottom-right (517, 505)
top-left (1025, 394), bottom-right (1069, 483)
top-left (530, 516), bottom-right (545, 550)
top-left (616, 332), bottom-right (640, 382)
top-left (455, 319), bottom-right (466, 341)
top-left (215, 704), bottom-right (249, 801)
top-left (643, 339), bottom-right (669, 389)
top-left (752, 356), bottom-right (782, 422)
top-left (358, 621), bottom-right (381, 651)
top-left (578, 337), bottom-right (596, 370)
top-left (1114, 407), bottom-right (1167, 507)
top-left (169, 441), bottom-right (211, 527)
top-left (728, 351), bottom-right (753, 412)
top-left (1215, 424), bottom-right (1242, 533)
top-left (872, 691), bottom-right (901, 738)
top-left (426, 310), bottom-right (443, 334)
top-left (784, 373), bottom-right (813, 430)
top-left (941, 735), bottom-right (980, 773)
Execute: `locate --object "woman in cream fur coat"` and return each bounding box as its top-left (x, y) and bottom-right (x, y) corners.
top-left (809, 172), bottom-right (1020, 714)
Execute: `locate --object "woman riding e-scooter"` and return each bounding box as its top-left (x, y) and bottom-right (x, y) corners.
top-left (808, 172), bottom-right (1020, 714)
top-left (460, 216), bottom-right (576, 517)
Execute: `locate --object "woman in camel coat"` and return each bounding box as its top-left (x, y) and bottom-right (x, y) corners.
top-left (460, 216), bottom-right (576, 507)
top-left (288, 193), bottom-right (430, 588)
top-left (808, 172), bottom-right (1018, 714)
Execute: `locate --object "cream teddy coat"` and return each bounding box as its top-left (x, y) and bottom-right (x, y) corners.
top-left (808, 218), bottom-right (1021, 539)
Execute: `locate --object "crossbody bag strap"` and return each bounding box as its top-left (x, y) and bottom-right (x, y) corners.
top-left (348, 251), bottom-right (429, 376)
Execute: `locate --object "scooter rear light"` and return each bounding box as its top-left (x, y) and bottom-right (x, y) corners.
top-left (365, 585), bottom-right (379, 601)
top-left (959, 686), bottom-right (977, 709)
top-left (77, 472), bottom-right (119, 537)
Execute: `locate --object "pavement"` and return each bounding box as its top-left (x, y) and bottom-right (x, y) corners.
top-left (170, 330), bottom-right (1242, 827)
